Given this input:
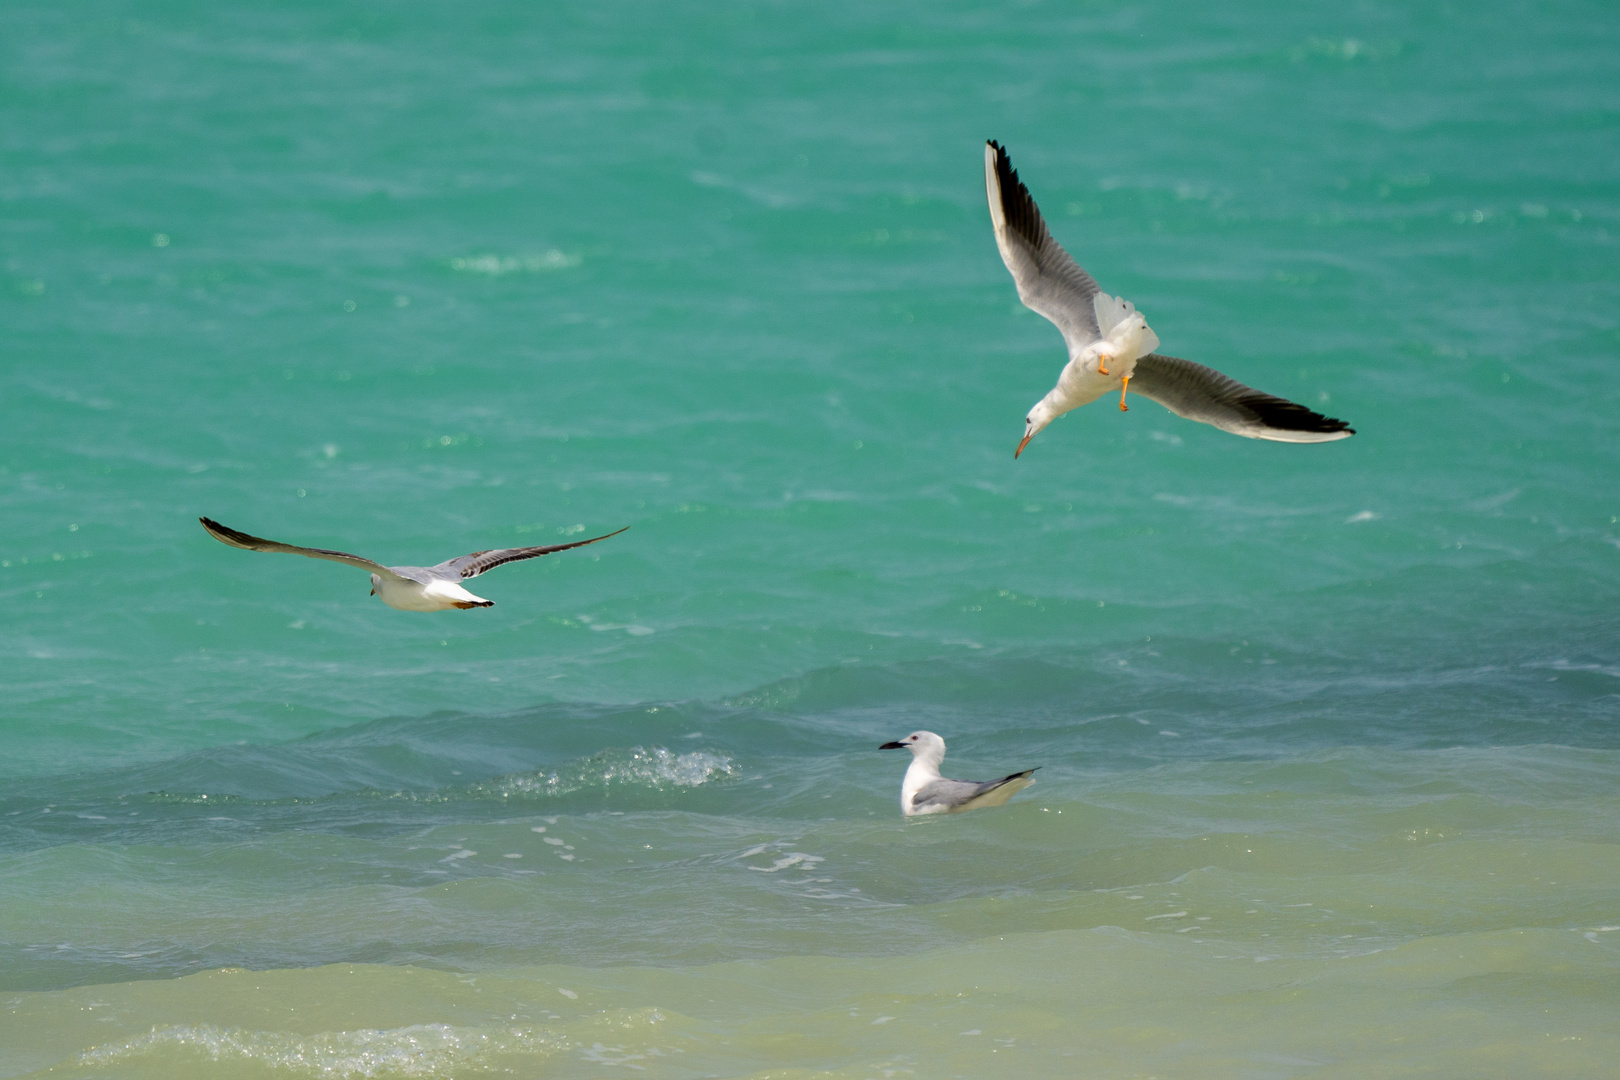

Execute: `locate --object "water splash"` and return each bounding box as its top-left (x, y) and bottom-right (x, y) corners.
top-left (465, 747), bottom-right (735, 802)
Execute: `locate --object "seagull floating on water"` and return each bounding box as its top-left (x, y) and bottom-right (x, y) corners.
top-left (880, 731), bottom-right (1038, 816)
top-left (200, 517), bottom-right (627, 612)
top-left (984, 141), bottom-right (1355, 457)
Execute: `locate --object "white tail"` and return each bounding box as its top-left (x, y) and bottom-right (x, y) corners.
top-left (1092, 292), bottom-right (1136, 337)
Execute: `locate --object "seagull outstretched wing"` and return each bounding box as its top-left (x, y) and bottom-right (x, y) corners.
top-left (985, 139), bottom-right (1104, 356)
top-left (200, 517), bottom-right (411, 581)
top-left (434, 526), bottom-right (629, 579)
top-left (1130, 353), bottom-right (1355, 442)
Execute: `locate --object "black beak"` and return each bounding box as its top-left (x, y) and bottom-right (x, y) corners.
top-left (879, 741), bottom-right (906, 750)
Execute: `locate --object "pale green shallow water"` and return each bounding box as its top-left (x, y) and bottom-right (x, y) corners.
top-left (3, 1), bottom-right (1619, 1077)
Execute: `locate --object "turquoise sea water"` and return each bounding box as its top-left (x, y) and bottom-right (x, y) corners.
top-left (3, 1), bottom-right (1618, 1075)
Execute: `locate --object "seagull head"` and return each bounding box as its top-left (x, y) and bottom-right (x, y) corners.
top-left (1016, 399), bottom-right (1059, 458)
top-left (879, 730), bottom-right (947, 765)
top-left (369, 573), bottom-right (381, 596)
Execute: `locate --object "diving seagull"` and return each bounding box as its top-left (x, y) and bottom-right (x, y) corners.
top-left (880, 731), bottom-right (1038, 816)
top-left (985, 140), bottom-right (1355, 457)
top-left (200, 516), bottom-right (628, 612)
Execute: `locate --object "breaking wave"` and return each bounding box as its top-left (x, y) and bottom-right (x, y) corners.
top-left (79, 1021), bottom-right (567, 1077)
top-left (458, 746), bottom-right (736, 802)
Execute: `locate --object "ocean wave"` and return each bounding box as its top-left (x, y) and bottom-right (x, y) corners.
top-left (452, 746), bottom-right (735, 803)
top-left (78, 1021), bottom-right (568, 1077)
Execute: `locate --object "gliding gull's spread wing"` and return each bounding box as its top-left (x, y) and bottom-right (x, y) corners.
top-left (432, 527), bottom-right (630, 579)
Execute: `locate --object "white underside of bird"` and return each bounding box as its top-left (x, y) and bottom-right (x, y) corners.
top-left (369, 573), bottom-right (495, 612)
top-left (1047, 294), bottom-right (1161, 406)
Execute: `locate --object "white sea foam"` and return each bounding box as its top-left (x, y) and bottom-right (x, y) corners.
top-left (748, 852), bottom-right (824, 873)
top-left (79, 1021), bottom-right (567, 1077)
top-left (461, 747), bottom-right (735, 803)
top-left (450, 250), bottom-right (579, 275)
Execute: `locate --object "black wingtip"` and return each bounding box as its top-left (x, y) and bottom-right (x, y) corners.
top-left (199, 516), bottom-right (248, 544)
top-left (1244, 395), bottom-right (1357, 437)
top-left (984, 141), bottom-right (1048, 252)
top-left (987, 139), bottom-right (1015, 181)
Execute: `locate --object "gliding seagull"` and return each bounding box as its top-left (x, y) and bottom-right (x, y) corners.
top-left (985, 141), bottom-right (1355, 457)
top-left (880, 731), bottom-right (1038, 816)
top-left (200, 517), bottom-right (627, 612)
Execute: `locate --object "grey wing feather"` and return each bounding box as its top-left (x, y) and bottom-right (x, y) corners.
top-left (437, 526), bottom-right (629, 579)
top-left (912, 769), bottom-right (1039, 813)
top-left (985, 140), bottom-right (1103, 353)
top-left (199, 517), bottom-right (404, 578)
top-left (910, 778), bottom-right (986, 813)
top-left (1130, 354), bottom-right (1356, 443)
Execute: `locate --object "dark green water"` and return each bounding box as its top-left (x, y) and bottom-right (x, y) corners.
top-left (2, 1), bottom-right (1618, 1076)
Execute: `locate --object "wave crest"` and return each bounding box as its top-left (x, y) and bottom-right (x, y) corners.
top-left (80, 1021), bottom-right (566, 1077)
top-left (466, 746), bottom-right (736, 802)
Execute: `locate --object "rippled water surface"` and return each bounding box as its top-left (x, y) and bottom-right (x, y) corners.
top-left (3, 1), bottom-right (1618, 1076)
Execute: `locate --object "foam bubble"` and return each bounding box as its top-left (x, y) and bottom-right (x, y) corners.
top-left (472, 747), bottom-right (735, 801)
top-left (79, 1021), bottom-right (567, 1077)
top-left (747, 852), bottom-right (825, 873)
top-left (450, 250), bottom-right (580, 275)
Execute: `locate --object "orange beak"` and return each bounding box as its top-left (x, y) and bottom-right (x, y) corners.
top-left (1015, 432), bottom-right (1034, 458)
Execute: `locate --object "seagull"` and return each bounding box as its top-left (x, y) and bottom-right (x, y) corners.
top-left (984, 140), bottom-right (1355, 457)
top-left (199, 516), bottom-right (627, 612)
top-left (879, 731), bottom-right (1038, 816)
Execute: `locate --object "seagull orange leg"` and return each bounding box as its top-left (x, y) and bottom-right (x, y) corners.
top-left (1119, 375), bottom-right (1130, 411)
